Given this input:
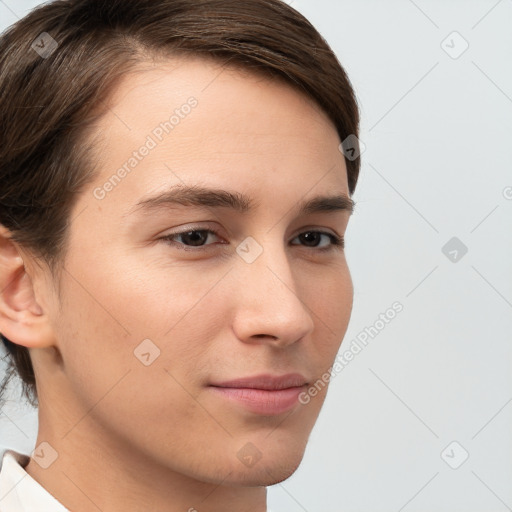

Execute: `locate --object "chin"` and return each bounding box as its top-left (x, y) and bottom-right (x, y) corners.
top-left (224, 443), bottom-right (307, 487)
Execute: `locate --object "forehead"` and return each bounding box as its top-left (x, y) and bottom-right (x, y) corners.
top-left (96, 56), bottom-right (337, 139)
top-left (84, 56), bottom-right (348, 213)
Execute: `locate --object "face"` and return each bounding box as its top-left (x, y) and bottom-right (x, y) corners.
top-left (36, 56), bottom-right (354, 486)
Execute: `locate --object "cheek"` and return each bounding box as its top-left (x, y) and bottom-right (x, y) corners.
top-left (52, 278), bottom-right (215, 442)
top-left (306, 260), bottom-right (353, 347)
top-left (98, 248), bottom-right (230, 338)
top-left (53, 257), bottom-right (225, 397)
top-left (295, 267), bottom-right (352, 412)
top-left (52, 285), bottom-right (135, 413)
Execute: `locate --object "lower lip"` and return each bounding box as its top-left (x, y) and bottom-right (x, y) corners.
top-left (209, 386), bottom-right (306, 415)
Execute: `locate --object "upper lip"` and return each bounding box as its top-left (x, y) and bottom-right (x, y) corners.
top-left (209, 373), bottom-right (308, 390)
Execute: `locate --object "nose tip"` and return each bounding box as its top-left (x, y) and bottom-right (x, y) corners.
top-left (230, 260), bottom-right (315, 348)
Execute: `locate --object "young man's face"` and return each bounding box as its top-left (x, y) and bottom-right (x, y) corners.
top-left (31, 57), bottom-right (353, 487)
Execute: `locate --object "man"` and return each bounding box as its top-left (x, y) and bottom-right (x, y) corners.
top-left (0, 0), bottom-right (360, 510)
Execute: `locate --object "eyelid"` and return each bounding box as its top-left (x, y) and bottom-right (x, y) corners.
top-left (159, 222), bottom-right (224, 239)
top-left (161, 223), bottom-right (342, 239)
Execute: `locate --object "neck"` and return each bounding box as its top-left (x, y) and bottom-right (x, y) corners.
top-left (25, 415), bottom-right (268, 512)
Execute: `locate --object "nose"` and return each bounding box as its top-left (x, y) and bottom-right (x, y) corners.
top-left (230, 237), bottom-right (315, 348)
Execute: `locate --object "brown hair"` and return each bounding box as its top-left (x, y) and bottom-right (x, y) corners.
top-left (0, 0), bottom-right (360, 408)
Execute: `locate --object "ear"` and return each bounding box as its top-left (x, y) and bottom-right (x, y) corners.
top-left (0, 224), bottom-right (56, 349)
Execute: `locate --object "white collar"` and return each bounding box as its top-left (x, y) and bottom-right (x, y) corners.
top-left (0, 449), bottom-right (69, 511)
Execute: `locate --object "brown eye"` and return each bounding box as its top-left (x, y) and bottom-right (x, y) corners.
top-left (160, 229), bottom-right (223, 250)
top-left (291, 231), bottom-right (344, 251)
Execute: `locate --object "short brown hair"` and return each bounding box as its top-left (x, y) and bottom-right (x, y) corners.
top-left (0, 0), bottom-right (360, 407)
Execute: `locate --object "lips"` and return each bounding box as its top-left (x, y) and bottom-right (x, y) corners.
top-left (208, 373), bottom-right (309, 415)
top-left (210, 373), bottom-right (308, 390)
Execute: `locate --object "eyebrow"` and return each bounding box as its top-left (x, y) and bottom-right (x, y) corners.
top-left (127, 185), bottom-right (355, 217)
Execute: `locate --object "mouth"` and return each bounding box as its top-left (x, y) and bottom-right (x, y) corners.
top-left (208, 373), bottom-right (309, 415)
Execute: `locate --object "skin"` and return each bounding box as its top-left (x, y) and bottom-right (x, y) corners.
top-left (0, 56), bottom-right (354, 511)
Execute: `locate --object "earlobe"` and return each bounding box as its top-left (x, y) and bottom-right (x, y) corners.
top-left (0, 224), bottom-right (56, 349)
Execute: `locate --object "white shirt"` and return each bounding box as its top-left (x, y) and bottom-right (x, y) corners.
top-left (0, 449), bottom-right (69, 511)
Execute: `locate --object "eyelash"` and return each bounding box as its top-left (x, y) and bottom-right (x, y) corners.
top-left (159, 227), bottom-right (344, 253)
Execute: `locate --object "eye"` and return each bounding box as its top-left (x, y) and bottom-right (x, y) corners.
top-left (290, 231), bottom-right (344, 251)
top-left (160, 227), bottom-right (344, 252)
top-left (160, 228), bottom-right (223, 251)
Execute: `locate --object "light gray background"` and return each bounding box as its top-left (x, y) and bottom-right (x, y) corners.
top-left (1, 1), bottom-right (511, 511)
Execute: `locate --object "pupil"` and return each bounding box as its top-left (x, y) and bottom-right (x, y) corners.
top-left (301, 232), bottom-right (319, 246)
top-left (183, 230), bottom-right (207, 246)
